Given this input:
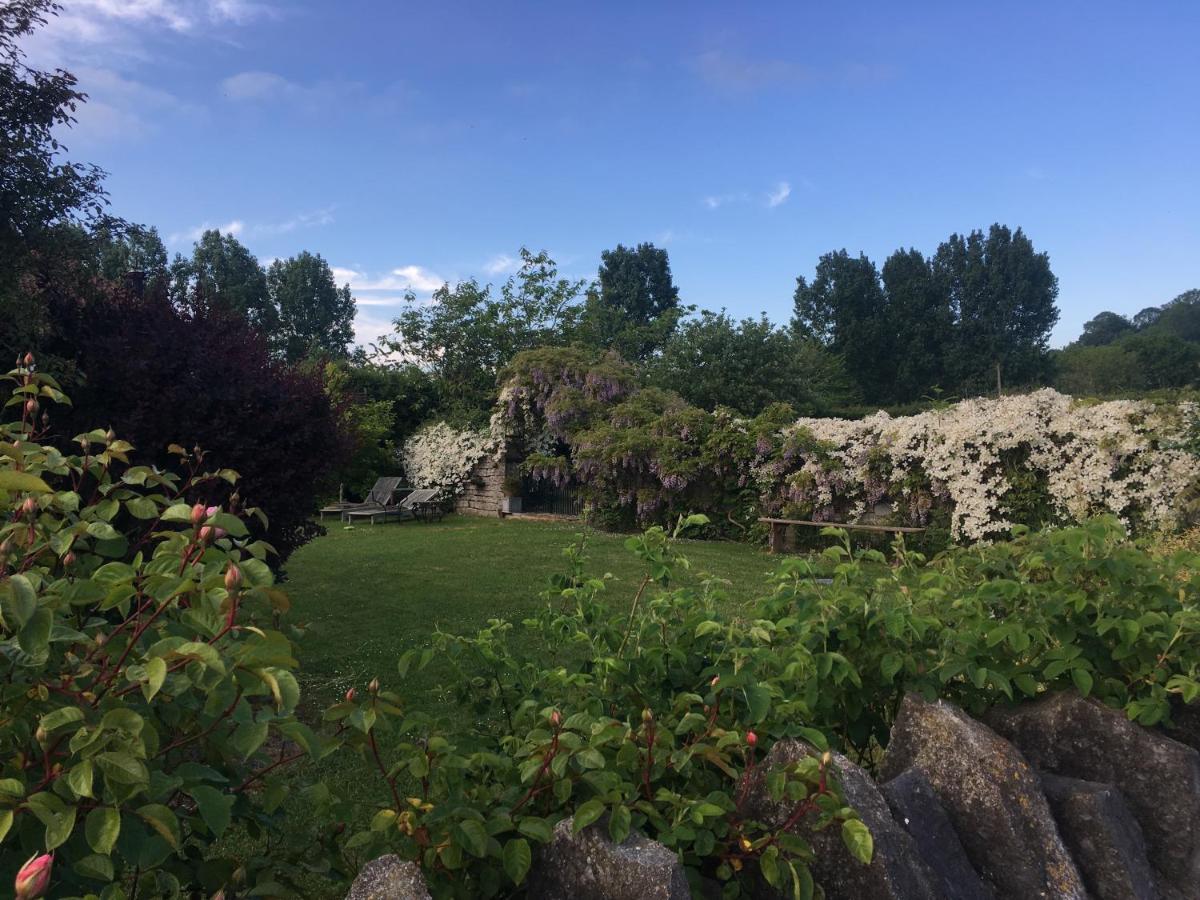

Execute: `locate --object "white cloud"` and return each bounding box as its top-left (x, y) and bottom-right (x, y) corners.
top-left (332, 265), bottom-right (446, 293)
top-left (253, 207), bottom-right (336, 235)
top-left (483, 254), bottom-right (520, 276)
top-left (168, 220), bottom-right (244, 244)
top-left (766, 181), bottom-right (792, 208)
top-left (219, 71), bottom-right (367, 112)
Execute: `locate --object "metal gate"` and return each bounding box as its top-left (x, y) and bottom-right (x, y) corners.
top-left (520, 478), bottom-right (581, 516)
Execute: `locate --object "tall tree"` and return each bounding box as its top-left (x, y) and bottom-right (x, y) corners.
top-left (1077, 311), bottom-right (1134, 346)
top-left (267, 251), bottom-right (356, 361)
top-left (650, 310), bottom-right (856, 415)
top-left (792, 250), bottom-right (892, 403)
top-left (385, 248), bottom-right (585, 423)
top-left (881, 247), bottom-right (953, 401)
top-left (0, 0), bottom-right (111, 365)
top-left (579, 242), bottom-right (683, 361)
top-left (170, 229), bottom-right (276, 336)
top-left (933, 224), bottom-right (1058, 393)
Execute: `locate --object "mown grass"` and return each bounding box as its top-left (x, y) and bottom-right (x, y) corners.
top-left (283, 515), bottom-right (781, 717)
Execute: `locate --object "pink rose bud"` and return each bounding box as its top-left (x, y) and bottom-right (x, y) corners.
top-left (213, 527), bottom-right (227, 540)
top-left (104, 429), bottom-right (115, 443)
top-left (199, 526), bottom-right (213, 543)
top-left (14, 852), bottom-right (52, 900)
top-left (368, 677), bottom-right (380, 694)
top-left (63, 552), bottom-right (76, 567)
top-left (224, 565), bottom-right (242, 591)
top-left (746, 731), bottom-right (758, 747)
top-left (710, 675), bottom-right (720, 687)
top-left (550, 710), bottom-right (562, 727)
top-left (22, 497), bottom-right (37, 517)
top-left (23, 352), bottom-right (34, 367)
top-left (191, 503), bottom-right (206, 526)
top-left (345, 687), bottom-right (357, 702)
top-left (206, 505), bottom-right (220, 517)
top-left (24, 398), bottom-right (37, 416)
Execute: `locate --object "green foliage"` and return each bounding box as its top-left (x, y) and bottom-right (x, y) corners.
top-left (649, 310), bottom-right (856, 415)
top-left (170, 229), bottom-right (277, 336)
top-left (268, 251), bottom-right (356, 362)
top-left (577, 242), bottom-right (684, 362)
top-left (327, 516), bottom-right (869, 897)
top-left (385, 249), bottom-right (586, 424)
top-left (322, 512), bottom-right (1200, 896)
top-left (0, 359), bottom-right (334, 896)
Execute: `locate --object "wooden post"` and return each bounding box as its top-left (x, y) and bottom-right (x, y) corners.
top-left (769, 521), bottom-right (783, 554)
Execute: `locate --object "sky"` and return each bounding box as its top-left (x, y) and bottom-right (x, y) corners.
top-left (21, 0), bottom-right (1200, 348)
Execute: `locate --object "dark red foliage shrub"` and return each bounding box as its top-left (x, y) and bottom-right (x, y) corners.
top-left (48, 289), bottom-right (348, 562)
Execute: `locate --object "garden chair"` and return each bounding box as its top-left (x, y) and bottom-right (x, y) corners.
top-left (335, 477), bottom-right (405, 523)
top-left (397, 487), bottom-right (444, 523)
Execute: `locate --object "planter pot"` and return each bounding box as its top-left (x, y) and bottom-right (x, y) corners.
top-left (501, 496), bottom-right (522, 515)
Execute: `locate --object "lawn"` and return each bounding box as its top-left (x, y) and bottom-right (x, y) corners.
top-left (283, 514), bottom-right (782, 715)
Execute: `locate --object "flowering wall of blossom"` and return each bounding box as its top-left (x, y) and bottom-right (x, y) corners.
top-left (423, 348), bottom-right (1200, 542)
top-left (398, 421), bottom-right (500, 498)
top-left (755, 390), bottom-right (1200, 541)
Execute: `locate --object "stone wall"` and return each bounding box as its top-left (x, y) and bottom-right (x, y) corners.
top-left (453, 452), bottom-right (506, 517)
top-left (347, 691), bottom-right (1200, 900)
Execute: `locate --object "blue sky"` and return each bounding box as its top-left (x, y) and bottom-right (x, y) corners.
top-left (25, 1), bottom-right (1200, 348)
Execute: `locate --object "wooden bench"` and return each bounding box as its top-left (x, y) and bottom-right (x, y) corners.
top-left (758, 517), bottom-right (926, 553)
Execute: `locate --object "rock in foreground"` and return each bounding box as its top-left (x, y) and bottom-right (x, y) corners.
top-left (880, 694), bottom-right (1085, 899)
top-left (345, 855), bottom-right (431, 900)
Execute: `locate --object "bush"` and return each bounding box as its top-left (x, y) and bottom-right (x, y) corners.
top-left (329, 514), bottom-right (1200, 897)
top-left (47, 291), bottom-right (348, 563)
top-left (0, 358), bottom-right (333, 896)
top-left (326, 515), bottom-right (870, 898)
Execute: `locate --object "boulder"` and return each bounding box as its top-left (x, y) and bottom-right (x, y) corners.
top-left (1039, 773), bottom-right (1159, 900)
top-left (879, 694), bottom-right (1086, 898)
top-left (345, 854), bottom-right (431, 900)
top-left (746, 739), bottom-right (946, 899)
top-left (879, 768), bottom-right (993, 900)
top-left (987, 691), bottom-right (1200, 897)
top-left (525, 816), bottom-right (690, 900)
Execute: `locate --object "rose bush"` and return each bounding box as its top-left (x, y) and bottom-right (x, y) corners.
top-left (0, 357), bottom-right (337, 897)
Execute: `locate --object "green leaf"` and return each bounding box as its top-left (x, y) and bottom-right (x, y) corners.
top-left (0, 779), bottom-right (24, 804)
top-left (142, 657), bottom-right (167, 702)
top-left (86, 521), bottom-right (121, 541)
top-left (457, 819), bottom-right (490, 858)
top-left (0, 471), bottom-right (51, 493)
top-left (66, 760), bottom-right (94, 799)
top-left (1071, 667), bottom-right (1094, 697)
top-left (137, 804), bottom-right (181, 849)
top-left (97, 752), bottom-right (150, 787)
top-left (73, 853), bottom-right (115, 882)
top-left (841, 818), bottom-right (873, 864)
top-left (742, 683), bottom-right (771, 723)
top-left (18, 607), bottom-right (52, 659)
top-left (86, 807), bottom-right (120, 854)
top-left (40, 705), bottom-right (86, 734)
top-left (608, 804), bottom-right (631, 844)
top-left (1013, 673), bottom-right (1039, 698)
top-left (160, 503), bottom-right (194, 523)
top-left (503, 837), bottom-right (532, 884)
top-left (44, 806), bottom-right (76, 850)
top-left (125, 496), bottom-right (159, 520)
top-left (880, 653), bottom-right (903, 682)
top-left (517, 817), bottom-right (553, 843)
top-left (2, 575), bottom-right (37, 629)
top-left (0, 810), bottom-right (12, 844)
top-left (188, 786), bottom-right (233, 837)
top-left (759, 845), bottom-right (780, 887)
top-left (228, 721), bottom-right (269, 760)
top-left (572, 799), bottom-right (606, 833)
top-left (694, 621), bottom-right (723, 638)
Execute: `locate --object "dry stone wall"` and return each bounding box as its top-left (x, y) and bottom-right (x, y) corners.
top-left (346, 691), bottom-right (1200, 899)
top-left (453, 453), bottom-right (505, 517)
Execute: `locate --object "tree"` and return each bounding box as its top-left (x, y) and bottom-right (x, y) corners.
top-left (933, 224), bottom-right (1058, 393)
top-left (1124, 331), bottom-right (1200, 389)
top-left (651, 310), bottom-right (855, 415)
top-left (881, 247), bottom-right (953, 402)
top-left (792, 250), bottom-right (893, 403)
top-left (0, 0), bottom-right (110, 365)
top-left (267, 251), bottom-right (356, 361)
top-left (578, 242), bottom-right (684, 361)
top-left (385, 247), bottom-right (585, 423)
top-left (52, 291), bottom-right (347, 561)
top-left (170, 228), bottom-right (276, 336)
top-left (1152, 289), bottom-right (1200, 343)
top-left (1053, 343), bottom-right (1144, 395)
top-left (1078, 311), bottom-right (1134, 347)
